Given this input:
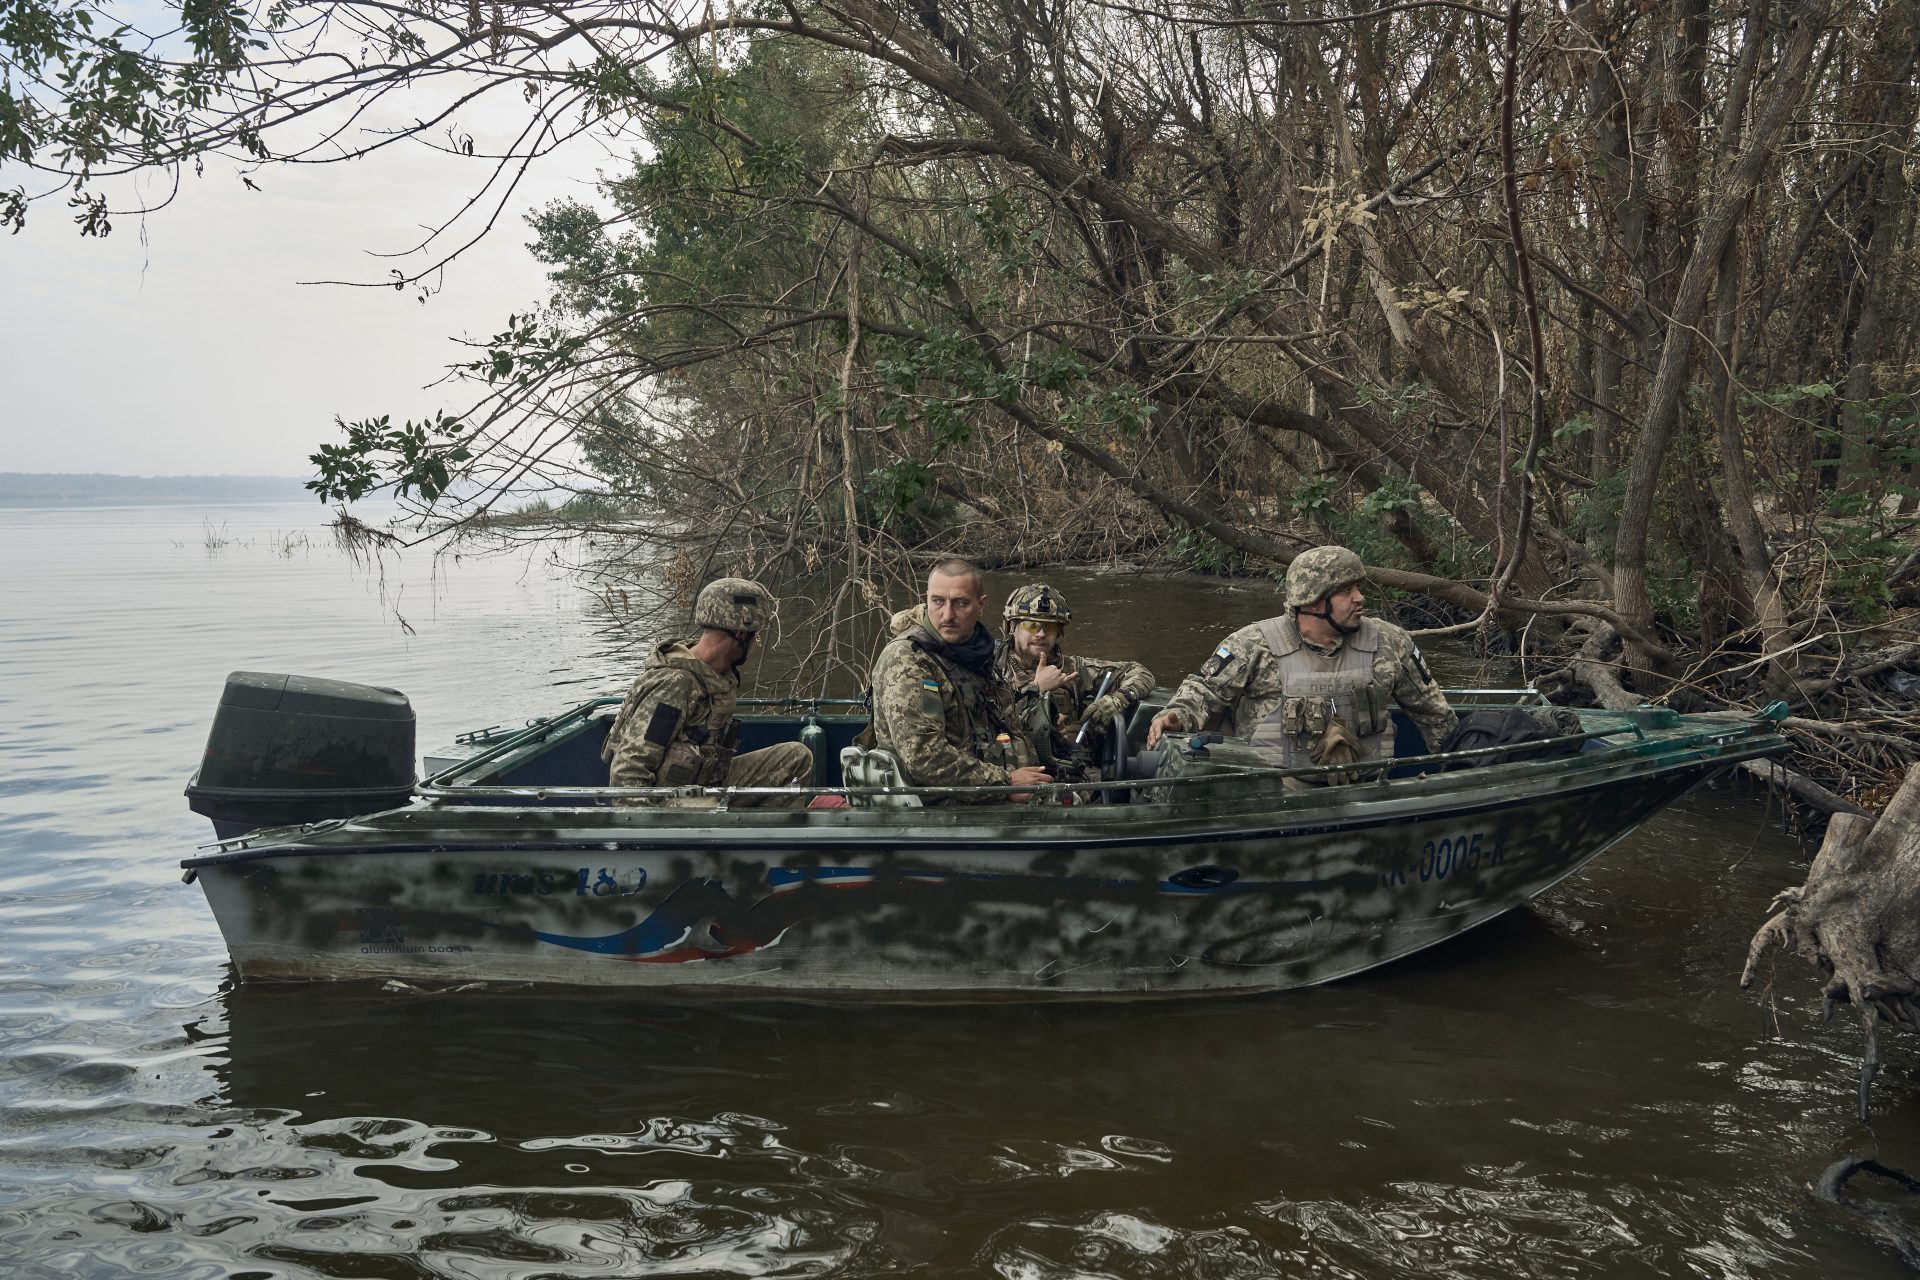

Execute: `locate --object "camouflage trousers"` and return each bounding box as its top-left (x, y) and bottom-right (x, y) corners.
top-left (624, 741), bottom-right (816, 808)
top-left (722, 742), bottom-right (816, 807)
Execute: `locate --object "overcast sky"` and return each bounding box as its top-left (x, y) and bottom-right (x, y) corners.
top-left (3, 110), bottom-right (612, 479)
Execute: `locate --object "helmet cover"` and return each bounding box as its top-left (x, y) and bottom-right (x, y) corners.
top-left (1284, 546), bottom-right (1366, 609)
top-left (1003, 582), bottom-right (1072, 631)
top-left (693, 577), bottom-right (772, 633)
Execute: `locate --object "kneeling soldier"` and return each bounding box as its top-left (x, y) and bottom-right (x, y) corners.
top-left (602, 577), bottom-right (813, 805)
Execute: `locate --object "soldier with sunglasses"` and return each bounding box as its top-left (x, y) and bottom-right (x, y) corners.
top-left (994, 583), bottom-right (1154, 766)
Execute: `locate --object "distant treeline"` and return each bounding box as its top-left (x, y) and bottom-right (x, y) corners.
top-left (0, 473), bottom-right (314, 505)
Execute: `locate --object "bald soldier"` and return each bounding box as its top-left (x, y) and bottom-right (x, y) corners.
top-left (869, 559), bottom-right (1053, 801)
top-left (602, 577), bottom-right (813, 805)
top-left (1147, 546), bottom-right (1457, 778)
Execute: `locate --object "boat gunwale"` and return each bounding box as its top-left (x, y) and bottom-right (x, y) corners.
top-left (179, 730), bottom-right (1783, 869)
top-left (418, 707), bottom-right (1770, 807)
top-left (418, 687), bottom-right (1593, 794)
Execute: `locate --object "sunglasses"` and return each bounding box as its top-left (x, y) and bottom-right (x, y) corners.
top-left (1017, 619), bottom-right (1061, 634)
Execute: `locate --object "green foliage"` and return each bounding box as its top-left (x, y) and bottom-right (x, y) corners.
top-left (509, 492), bottom-right (627, 522)
top-left (1356, 474), bottom-right (1423, 518)
top-left (0, 0), bottom-right (265, 229)
top-left (1552, 413), bottom-right (1593, 444)
top-left (1171, 527), bottom-right (1245, 575)
top-left (860, 459), bottom-right (952, 539)
top-left (1821, 523), bottom-right (1906, 619)
top-left (308, 411), bottom-right (470, 502)
top-left (968, 188), bottom-right (1035, 277)
top-left (1286, 475), bottom-right (1340, 517)
top-left (571, 400), bottom-right (666, 499)
top-left (1750, 380), bottom-right (1835, 410)
top-left (1283, 473), bottom-right (1469, 586)
top-left (463, 313), bottom-right (587, 388)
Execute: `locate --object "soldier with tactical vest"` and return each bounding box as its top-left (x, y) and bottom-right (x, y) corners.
top-left (994, 583), bottom-right (1154, 774)
top-left (869, 559), bottom-right (1053, 801)
top-left (1147, 546), bottom-right (1457, 780)
top-left (602, 578), bottom-right (814, 805)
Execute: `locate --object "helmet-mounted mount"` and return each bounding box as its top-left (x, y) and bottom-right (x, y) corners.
top-left (1002, 582), bottom-right (1072, 634)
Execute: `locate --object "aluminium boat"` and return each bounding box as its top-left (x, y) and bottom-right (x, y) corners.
top-left (180, 672), bottom-right (1787, 998)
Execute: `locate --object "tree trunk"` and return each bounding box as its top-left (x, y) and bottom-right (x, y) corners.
top-left (1612, 4), bottom-right (1831, 674)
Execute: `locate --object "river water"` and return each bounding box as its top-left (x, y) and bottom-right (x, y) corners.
top-left (1, 502), bottom-right (1914, 1278)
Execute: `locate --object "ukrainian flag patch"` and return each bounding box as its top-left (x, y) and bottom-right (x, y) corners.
top-left (921, 678), bottom-right (941, 691)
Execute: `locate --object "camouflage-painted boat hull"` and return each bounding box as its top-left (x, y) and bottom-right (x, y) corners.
top-left (182, 712), bottom-right (1781, 997)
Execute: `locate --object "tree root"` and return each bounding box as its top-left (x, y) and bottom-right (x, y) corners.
top-left (1743, 765), bottom-right (1920, 1123)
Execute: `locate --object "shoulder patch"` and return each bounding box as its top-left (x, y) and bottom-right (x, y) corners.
top-left (642, 703), bottom-right (683, 747)
top-left (1410, 644), bottom-right (1433, 683)
top-left (921, 678), bottom-right (941, 691)
top-left (1199, 646), bottom-right (1235, 678)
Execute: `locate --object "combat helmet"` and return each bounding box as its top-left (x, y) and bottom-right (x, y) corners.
top-left (1284, 546), bottom-right (1365, 609)
top-left (693, 577), bottom-right (773, 634)
top-left (1003, 583), bottom-right (1072, 634)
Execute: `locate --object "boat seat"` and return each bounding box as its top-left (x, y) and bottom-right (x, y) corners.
top-left (838, 746), bottom-right (924, 808)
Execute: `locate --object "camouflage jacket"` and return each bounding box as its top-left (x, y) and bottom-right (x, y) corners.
top-left (993, 644), bottom-right (1154, 733)
top-left (601, 638), bottom-right (738, 794)
top-left (870, 606), bottom-right (1033, 789)
top-left (1163, 614), bottom-right (1457, 756)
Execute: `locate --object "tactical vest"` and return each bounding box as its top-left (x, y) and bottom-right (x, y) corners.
top-left (1246, 615), bottom-right (1394, 770)
top-left (919, 636), bottom-right (1037, 771)
top-left (602, 642), bottom-right (740, 786)
top-left (657, 708), bottom-right (739, 786)
top-left (992, 642), bottom-right (1095, 778)
top-left (994, 643), bottom-right (1089, 730)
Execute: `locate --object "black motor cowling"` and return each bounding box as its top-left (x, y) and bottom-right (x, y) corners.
top-left (185, 672), bottom-right (416, 838)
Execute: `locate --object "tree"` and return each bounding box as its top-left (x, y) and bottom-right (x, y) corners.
top-left (10, 1), bottom-right (1918, 778)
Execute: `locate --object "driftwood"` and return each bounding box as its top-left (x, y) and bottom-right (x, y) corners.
top-left (1742, 764), bottom-right (1920, 1123)
top-left (1565, 620), bottom-right (1870, 816)
top-left (1811, 1157), bottom-right (1920, 1268)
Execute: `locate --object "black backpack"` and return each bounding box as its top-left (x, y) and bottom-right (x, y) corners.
top-left (1436, 707), bottom-right (1585, 770)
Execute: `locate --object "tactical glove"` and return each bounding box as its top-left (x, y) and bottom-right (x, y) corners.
top-left (1085, 692), bottom-right (1129, 726)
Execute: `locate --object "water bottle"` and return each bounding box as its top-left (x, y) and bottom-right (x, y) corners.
top-left (799, 715), bottom-right (827, 786)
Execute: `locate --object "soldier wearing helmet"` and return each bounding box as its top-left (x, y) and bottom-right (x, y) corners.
top-left (1147, 546), bottom-right (1456, 780)
top-left (868, 559), bottom-right (1054, 801)
top-left (601, 577), bottom-right (813, 805)
top-left (994, 583), bottom-right (1154, 770)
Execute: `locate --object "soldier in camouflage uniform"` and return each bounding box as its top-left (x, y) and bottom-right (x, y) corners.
top-left (1147, 546), bottom-right (1457, 779)
top-left (601, 578), bottom-right (813, 806)
top-left (993, 583), bottom-right (1154, 775)
top-left (869, 559), bottom-right (1053, 802)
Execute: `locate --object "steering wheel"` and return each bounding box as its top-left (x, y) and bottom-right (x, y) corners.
top-left (1096, 701), bottom-right (1135, 802)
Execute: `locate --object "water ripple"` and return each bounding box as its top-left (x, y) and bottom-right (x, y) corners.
top-left (0, 505), bottom-right (1914, 1279)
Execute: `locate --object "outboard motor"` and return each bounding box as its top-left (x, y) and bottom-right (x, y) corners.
top-left (185, 672), bottom-right (416, 838)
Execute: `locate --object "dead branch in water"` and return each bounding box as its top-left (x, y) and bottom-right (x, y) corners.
top-left (1551, 619), bottom-right (1880, 819)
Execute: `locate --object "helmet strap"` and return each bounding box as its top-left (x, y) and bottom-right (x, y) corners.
top-left (709, 627), bottom-right (753, 672)
top-left (1296, 597), bottom-right (1360, 637)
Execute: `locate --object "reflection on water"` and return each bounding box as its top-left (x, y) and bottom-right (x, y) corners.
top-left (0, 503), bottom-right (1916, 1278)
